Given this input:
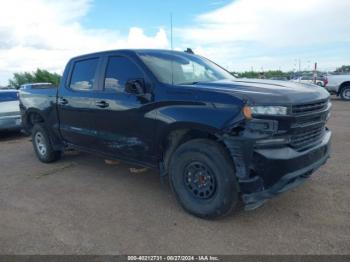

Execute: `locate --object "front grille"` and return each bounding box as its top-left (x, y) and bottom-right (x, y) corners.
top-left (295, 115), bottom-right (323, 126)
top-left (290, 124), bottom-right (325, 150)
top-left (289, 99), bottom-right (329, 150)
top-left (292, 100), bottom-right (328, 115)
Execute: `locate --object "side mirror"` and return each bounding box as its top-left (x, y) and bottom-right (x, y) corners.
top-left (125, 79), bottom-right (145, 95)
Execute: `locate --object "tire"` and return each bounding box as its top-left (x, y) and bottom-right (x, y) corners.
top-left (169, 139), bottom-right (239, 219)
top-left (32, 124), bottom-right (61, 163)
top-left (340, 85), bottom-right (350, 101)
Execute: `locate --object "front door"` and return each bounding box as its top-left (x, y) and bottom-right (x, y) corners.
top-left (89, 55), bottom-right (157, 163)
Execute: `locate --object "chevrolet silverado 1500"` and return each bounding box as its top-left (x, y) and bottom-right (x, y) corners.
top-left (19, 49), bottom-right (332, 218)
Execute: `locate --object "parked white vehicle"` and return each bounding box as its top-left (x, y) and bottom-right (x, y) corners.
top-left (325, 74), bottom-right (350, 101)
top-left (0, 90), bottom-right (22, 131)
top-left (291, 76), bottom-right (326, 87)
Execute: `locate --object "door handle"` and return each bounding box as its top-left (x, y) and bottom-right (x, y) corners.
top-left (95, 100), bottom-right (109, 108)
top-left (58, 97), bottom-right (68, 105)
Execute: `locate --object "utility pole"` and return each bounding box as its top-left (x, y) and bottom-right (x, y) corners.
top-left (170, 13), bottom-right (174, 85)
top-left (313, 62), bottom-right (317, 84)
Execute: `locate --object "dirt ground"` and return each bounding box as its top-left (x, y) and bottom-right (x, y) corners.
top-left (0, 97), bottom-right (349, 255)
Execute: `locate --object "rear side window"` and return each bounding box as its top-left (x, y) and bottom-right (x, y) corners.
top-left (70, 58), bottom-right (99, 91)
top-left (104, 56), bottom-right (143, 92)
top-left (0, 92), bottom-right (18, 102)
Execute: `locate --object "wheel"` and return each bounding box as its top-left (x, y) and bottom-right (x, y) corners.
top-left (32, 124), bottom-right (61, 163)
top-left (169, 139), bottom-right (239, 219)
top-left (340, 85), bottom-right (350, 101)
top-left (316, 82), bottom-right (323, 87)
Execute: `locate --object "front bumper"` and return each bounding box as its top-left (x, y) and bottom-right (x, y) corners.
top-left (0, 115), bottom-right (22, 130)
top-left (224, 129), bottom-right (331, 210)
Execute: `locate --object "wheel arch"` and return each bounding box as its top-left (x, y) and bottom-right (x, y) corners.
top-left (25, 109), bottom-right (64, 151)
top-left (338, 81), bottom-right (350, 95)
top-left (24, 108), bottom-right (47, 132)
top-left (158, 122), bottom-right (227, 175)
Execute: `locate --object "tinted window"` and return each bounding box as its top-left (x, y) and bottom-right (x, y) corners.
top-left (104, 56), bottom-right (143, 92)
top-left (0, 91), bottom-right (18, 102)
top-left (70, 58), bottom-right (98, 91)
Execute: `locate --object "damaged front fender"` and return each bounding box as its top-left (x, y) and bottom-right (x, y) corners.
top-left (219, 118), bottom-right (331, 211)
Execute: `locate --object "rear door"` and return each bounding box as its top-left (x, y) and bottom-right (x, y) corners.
top-left (0, 91), bottom-right (19, 116)
top-left (0, 91), bottom-right (21, 128)
top-left (87, 54), bottom-right (157, 163)
top-left (57, 56), bottom-right (101, 148)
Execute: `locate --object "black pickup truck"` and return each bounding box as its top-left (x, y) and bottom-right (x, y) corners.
top-left (19, 49), bottom-right (332, 218)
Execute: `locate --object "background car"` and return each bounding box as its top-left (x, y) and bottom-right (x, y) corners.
top-left (0, 90), bottom-right (22, 131)
top-left (324, 73), bottom-right (350, 100)
top-left (291, 75), bottom-right (326, 86)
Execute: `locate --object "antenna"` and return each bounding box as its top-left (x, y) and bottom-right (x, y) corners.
top-left (170, 13), bottom-right (174, 85)
top-left (170, 13), bottom-right (173, 51)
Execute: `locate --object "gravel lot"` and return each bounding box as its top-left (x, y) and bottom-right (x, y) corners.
top-left (0, 97), bottom-right (349, 255)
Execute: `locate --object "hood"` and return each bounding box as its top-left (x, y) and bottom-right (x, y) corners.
top-left (191, 79), bottom-right (330, 105)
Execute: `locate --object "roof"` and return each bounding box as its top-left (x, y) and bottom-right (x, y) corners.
top-left (70, 49), bottom-right (190, 61)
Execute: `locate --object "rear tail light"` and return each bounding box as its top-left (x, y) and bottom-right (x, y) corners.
top-left (324, 77), bottom-right (328, 86)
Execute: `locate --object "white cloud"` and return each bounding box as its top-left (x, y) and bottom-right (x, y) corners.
top-left (1, 0), bottom-right (349, 85)
top-left (0, 0), bottom-right (169, 85)
top-left (178, 0), bottom-right (350, 71)
top-left (181, 0), bottom-right (350, 46)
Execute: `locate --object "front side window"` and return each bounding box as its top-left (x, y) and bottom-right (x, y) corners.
top-left (138, 51), bottom-right (235, 85)
top-left (70, 58), bottom-right (99, 91)
top-left (104, 56), bottom-right (144, 92)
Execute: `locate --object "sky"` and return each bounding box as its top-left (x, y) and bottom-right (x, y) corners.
top-left (0, 0), bottom-right (350, 85)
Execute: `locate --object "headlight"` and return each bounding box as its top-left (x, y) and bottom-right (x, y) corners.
top-left (250, 106), bottom-right (288, 116)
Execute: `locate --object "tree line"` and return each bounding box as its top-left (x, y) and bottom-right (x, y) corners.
top-left (8, 69), bottom-right (61, 89)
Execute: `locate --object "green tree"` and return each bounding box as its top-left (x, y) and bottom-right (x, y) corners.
top-left (8, 69), bottom-right (61, 89)
top-left (235, 71), bottom-right (260, 78)
top-left (335, 65), bottom-right (350, 73)
top-left (232, 70), bottom-right (291, 79)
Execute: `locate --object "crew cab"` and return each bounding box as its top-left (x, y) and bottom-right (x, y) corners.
top-left (291, 76), bottom-right (326, 87)
top-left (19, 49), bottom-right (332, 218)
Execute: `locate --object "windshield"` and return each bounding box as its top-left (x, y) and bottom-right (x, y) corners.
top-left (138, 51), bottom-right (235, 85)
